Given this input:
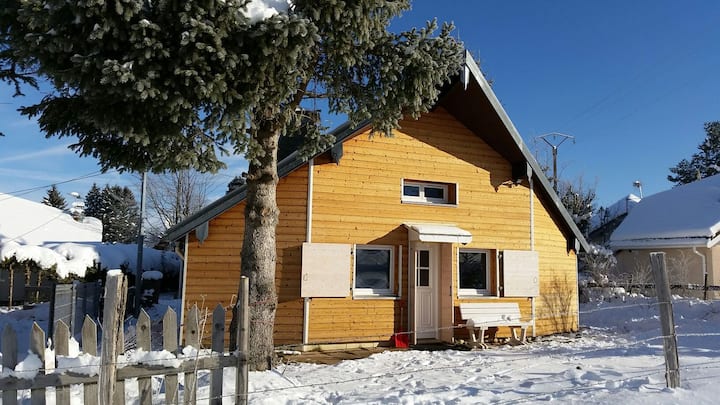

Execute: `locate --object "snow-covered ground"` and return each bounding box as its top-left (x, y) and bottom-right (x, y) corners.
top-left (1, 293), bottom-right (719, 404)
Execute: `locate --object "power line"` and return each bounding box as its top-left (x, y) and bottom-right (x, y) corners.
top-left (0, 170), bottom-right (108, 202)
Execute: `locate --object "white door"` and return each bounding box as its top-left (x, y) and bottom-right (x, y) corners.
top-left (414, 244), bottom-right (438, 339)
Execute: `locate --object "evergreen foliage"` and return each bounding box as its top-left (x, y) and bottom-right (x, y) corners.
top-left (41, 185), bottom-right (67, 210)
top-left (227, 175), bottom-right (246, 193)
top-left (2, 0), bottom-right (464, 370)
top-left (668, 121), bottom-right (720, 185)
top-left (85, 182), bottom-right (139, 242)
top-left (83, 183), bottom-right (104, 220)
top-left (100, 185), bottom-right (139, 244)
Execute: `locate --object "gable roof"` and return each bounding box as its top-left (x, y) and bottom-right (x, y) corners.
top-left (610, 174), bottom-right (720, 249)
top-left (165, 52), bottom-right (589, 252)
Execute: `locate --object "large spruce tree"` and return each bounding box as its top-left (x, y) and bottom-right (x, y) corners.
top-left (101, 185), bottom-right (140, 244)
top-left (2, 0), bottom-right (464, 369)
top-left (668, 121), bottom-right (720, 185)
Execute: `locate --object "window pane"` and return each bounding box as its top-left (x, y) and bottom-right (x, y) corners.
top-left (356, 249), bottom-right (390, 289)
top-left (424, 186), bottom-right (445, 200)
top-left (459, 251), bottom-right (487, 290)
top-left (418, 250), bottom-right (429, 267)
top-left (403, 185), bottom-right (420, 197)
top-left (418, 268), bottom-right (429, 286)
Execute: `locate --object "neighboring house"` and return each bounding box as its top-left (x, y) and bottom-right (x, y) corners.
top-left (0, 192), bottom-right (103, 304)
top-left (165, 52), bottom-right (589, 349)
top-left (588, 194), bottom-right (641, 246)
top-left (610, 174), bottom-right (720, 298)
top-left (0, 192), bottom-right (102, 245)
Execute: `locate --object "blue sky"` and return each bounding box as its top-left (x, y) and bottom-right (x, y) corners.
top-left (2, 0), bottom-right (720, 209)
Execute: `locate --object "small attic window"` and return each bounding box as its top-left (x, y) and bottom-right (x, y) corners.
top-left (402, 179), bottom-right (457, 205)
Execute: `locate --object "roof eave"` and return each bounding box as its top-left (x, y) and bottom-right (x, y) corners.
top-left (610, 237), bottom-right (711, 250)
top-left (164, 120), bottom-right (372, 242)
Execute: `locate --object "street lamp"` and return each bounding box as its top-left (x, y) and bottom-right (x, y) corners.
top-left (633, 180), bottom-right (643, 198)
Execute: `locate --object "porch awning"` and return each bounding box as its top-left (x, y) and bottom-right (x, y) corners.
top-left (404, 223), bottom-right (473, 244)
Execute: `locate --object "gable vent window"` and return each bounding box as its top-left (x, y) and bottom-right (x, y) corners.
top-left (402, 180), bottom-right (457, 205)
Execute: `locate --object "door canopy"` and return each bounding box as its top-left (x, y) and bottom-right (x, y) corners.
top-left (404, 223), bottom-right (472, 244)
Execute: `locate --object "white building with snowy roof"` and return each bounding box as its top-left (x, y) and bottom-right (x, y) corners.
top-left (609, 174), bottom-right (720, 298)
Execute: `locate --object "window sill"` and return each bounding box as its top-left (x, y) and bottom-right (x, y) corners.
top-left (458, 295), bottom-right (497, 300)
top-left (352, 295), bottom-right (400, 300)
top-left (400, 200), bottom-right (458, 207)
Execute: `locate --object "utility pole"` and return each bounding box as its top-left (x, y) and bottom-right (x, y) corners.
top-left (135, 171), bottom-right (147, 316)
top-left (537, 132), bottom-right (574, 192)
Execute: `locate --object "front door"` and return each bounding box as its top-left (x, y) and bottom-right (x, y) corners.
top-left (414, 244), bottom-right (438, 340)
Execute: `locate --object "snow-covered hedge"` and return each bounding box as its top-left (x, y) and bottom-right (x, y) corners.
top-left (0, 240), bottom-right (181, 279)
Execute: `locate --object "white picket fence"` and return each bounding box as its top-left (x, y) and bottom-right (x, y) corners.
top-left (0, 274), bottom-right (249, 404)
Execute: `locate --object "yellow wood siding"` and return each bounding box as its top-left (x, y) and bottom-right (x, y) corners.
top-left (183, 170), bottom-right (308, 346)
top-left (182, 106), bottom-right (579, 346)
top-left (307, 107), bottom-right (577, 343)
top-left (531, 191), bottom-right (579, 335)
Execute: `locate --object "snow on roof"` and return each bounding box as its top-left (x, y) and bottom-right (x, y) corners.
top-left (591, 193), bottom-right (641, 231)
top-left (610, 174), bottom-right (720, 249)
top-left (0, 193), bottom-right (180, 279)
top-left (0, 192), bottom-right (102, 245)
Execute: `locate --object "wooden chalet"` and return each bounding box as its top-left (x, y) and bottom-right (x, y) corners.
top-left (165, 52), bottom-right (590, 349)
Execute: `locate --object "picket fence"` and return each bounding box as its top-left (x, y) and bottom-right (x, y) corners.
top-left (0, 276), bottom-right (249, 405)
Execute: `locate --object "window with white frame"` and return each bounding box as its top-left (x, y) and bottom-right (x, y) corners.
top-left (354, 245), bottom-right (394, 296)
top-left (402, 180), bottom-right (456, 205)
top-left (458, 249), bottom-right (490, 296)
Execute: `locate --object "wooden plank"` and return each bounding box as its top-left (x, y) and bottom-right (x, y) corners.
top-left (136, 309), bottom-right (153, 405)
top-left (30, 322), bottom-right (45, 405)
top-left (99, 272), bottom-right (127, 405)
top-left (236, 277), bottom-right (249, 405)
top-left (81, 316), bottom-right (98, 405)
top-left (53, 321), bottom-right (71, 405)
top-left (0, 356), bottom-right (240, 391)
top-left (163, 308), bottom-right (179, 405)
top-left (2, 324), bottom-right (18, 405)
top-left (210, 304), bottom-right (225, 404)
top-left (651, 252), bottom-right (680, 388)
top-left (183, 305), bottom-right (199, 405)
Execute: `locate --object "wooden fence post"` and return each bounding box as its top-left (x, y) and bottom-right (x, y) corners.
top-left (650, 252), bottom-right (680, 388)
top-left (184, 305), bottom-right (200, 404)
top-left (236, 276), bottom-right (249, 405)
top-left (210, 304), bottom-right (225, 405)
top-left (2, 324), bottom-right (18, 405)
top-left (98, 272), bottom-right (127, 405)
top-left (163, 307), bottom-right (179, 404)
top-left (136, 309), bottom-right (152, 405)
top-left (82, 315), bottom-right (98, 403)
top-left (54, 320), bottom-right (71, 404)
top-left (29, 322), bottom-right (45, 404)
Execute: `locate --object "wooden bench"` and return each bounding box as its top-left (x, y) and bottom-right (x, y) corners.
top-left (459, 302), bottom-right (531, 348)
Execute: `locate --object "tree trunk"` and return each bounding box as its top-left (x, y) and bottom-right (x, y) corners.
top-left (240, 121), bottom-right (281, 371)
